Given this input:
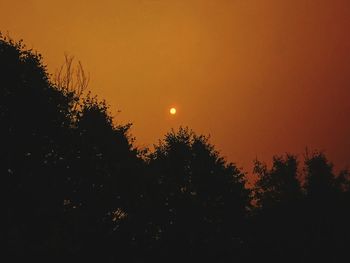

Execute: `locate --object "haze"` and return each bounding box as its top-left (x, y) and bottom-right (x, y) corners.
top-left (1, 0), bottom-right (350, 172)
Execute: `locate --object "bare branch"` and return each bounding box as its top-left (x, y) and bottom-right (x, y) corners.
top-left (54, 54), bottom-right (90, 100)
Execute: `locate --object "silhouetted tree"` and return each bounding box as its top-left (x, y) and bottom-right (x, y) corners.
top-left (250, 155), bottom-right (305, 262)
top-left (2, 34), bottom-right (143, 262)
top-left (254, 154), bottom-right (302, 209)
top-left (148, 127), bottom-right (251, 262)
top-left (304, 151), bottom-right (339, 199)
top-left (250, 152), bottom-right (350, 263)
top-left (1, 34), bottom-right (79, 261)
top-left (302, 151), bottom-right (349, 262)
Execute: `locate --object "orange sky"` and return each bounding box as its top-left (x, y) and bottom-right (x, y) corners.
top-left (1, 0), bottom-right (350, 174)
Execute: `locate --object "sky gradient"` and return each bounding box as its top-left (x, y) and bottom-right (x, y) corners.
top-left (1, 0), bottom-right (350, 173)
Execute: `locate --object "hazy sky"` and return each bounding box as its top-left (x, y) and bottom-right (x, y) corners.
top-left (1, 0), bottom-right (350, 173)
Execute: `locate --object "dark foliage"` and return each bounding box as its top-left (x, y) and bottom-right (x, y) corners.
top-left (3, 36), bottom-right (349, 262)
top-left (146, 128), bottom-right (251, 262)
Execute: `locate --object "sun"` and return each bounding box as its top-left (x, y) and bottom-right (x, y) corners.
top-left (170, 107), bottom-right (177, 115)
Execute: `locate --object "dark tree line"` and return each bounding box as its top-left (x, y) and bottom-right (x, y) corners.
top-left (2, 36), bottom-right (350, 263)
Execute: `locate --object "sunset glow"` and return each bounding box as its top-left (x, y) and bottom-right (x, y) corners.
top-left (1, 0), bottom-right (349, 172)
top-left (3, 1), bottom-right (350, 261)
